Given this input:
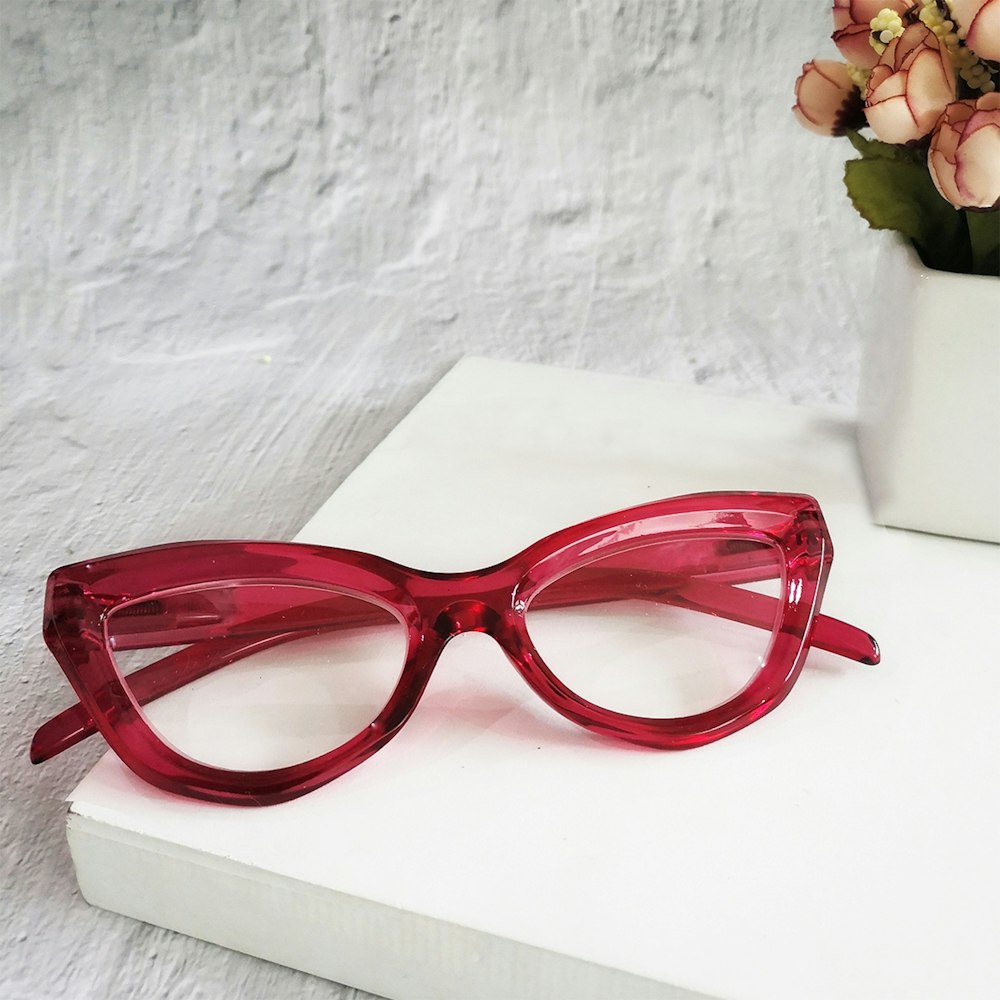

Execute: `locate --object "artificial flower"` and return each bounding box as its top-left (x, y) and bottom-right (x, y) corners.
top-left (928, 93), bottom-right (1000, 208)
top-left (832, 0), bottom-right (913, 68)
top-left (793, 3), bottom-right (1000, 274)
top-left (865, 24), bottom-right (957, 143)
top-left (793, 60), bottom-right (867, 134)
top-left (947, 0), bottom-right (1000, 62)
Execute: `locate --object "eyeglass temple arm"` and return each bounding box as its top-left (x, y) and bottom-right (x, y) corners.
top-left (646, 576), bottom-right (880, 664)
top-left (31, 595), bottom-right (381, 764)
top-left (533, 567), bottom-right (878, 664)
top-left (29, 628), bottom-right (319, 764)
top-left (31, 566), bottom-right (878, 764)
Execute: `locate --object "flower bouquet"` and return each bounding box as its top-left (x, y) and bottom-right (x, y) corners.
top-left (793, 1), bottom-right (999, 275)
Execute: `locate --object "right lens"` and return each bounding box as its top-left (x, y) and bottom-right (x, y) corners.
top-left (525, 536), bottom-right (784, 718)
top-left (106, 583), bottom-right (407, 771)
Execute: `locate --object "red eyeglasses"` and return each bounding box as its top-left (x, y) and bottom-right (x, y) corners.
top-left (31, 492), bottom-right (878, 806)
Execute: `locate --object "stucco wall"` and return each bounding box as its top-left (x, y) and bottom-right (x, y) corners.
top-left (1, 2), bottom-right (877, 997)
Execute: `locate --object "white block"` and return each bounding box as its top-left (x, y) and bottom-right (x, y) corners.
top-left (65, 358), bottom-right (1000, 1000)
top-left (857, 237), bottom-right (1000, 543)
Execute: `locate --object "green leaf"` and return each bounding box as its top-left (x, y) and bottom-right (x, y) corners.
top-left (966, 210), bottom-right (1000, 277)
top-left (844, 130), bottom-right (923, 163)
top-left (844, 157), bottom-right (971, 272)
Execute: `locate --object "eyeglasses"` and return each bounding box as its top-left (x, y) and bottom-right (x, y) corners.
top-left (31, 492), bottom-right (878, 805)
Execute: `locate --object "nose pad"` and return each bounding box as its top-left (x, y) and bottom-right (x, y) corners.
top-left (433, 600), bottom-right (503, 641)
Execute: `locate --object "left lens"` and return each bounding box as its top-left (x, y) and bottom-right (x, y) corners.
top-left (524, 536), bottom-right (784, 718)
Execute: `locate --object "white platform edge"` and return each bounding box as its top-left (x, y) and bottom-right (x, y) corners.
top-left (67, 812), bottom-right (703, 1000)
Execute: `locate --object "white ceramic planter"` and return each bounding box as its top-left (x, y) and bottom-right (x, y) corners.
top-left (857, 235), bottom-right (1000, 543)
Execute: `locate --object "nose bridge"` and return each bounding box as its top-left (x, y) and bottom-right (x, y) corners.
top-left (432, 598), bottom-right (503, 640)
top-left (418, 565), bottom-right (516, 641)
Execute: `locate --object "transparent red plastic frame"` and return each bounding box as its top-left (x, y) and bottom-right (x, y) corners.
top-left (31, 492), bottom-right (879, 806)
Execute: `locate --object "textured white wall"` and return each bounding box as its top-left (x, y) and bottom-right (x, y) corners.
top-left (1, 2), bottom-right (877, 997)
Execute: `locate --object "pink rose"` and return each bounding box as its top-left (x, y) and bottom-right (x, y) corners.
top-left (865, 25), bottom-right (957, 144)
top-left (948, 0), bottom-right (1000, 62)
top-left (832, 0), bottom-right (912, 68)
top-left (793, 60), bottom-right (865, 135)
top-left (929, 93), bottom-right (1000, 209)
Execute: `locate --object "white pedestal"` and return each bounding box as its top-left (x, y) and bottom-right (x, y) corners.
top-left (857, 236), bottom-right (1000, 543)
top-left (65, 358), bottom-right (1000, 1000)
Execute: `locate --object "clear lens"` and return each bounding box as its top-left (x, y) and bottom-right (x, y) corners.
top-left (525, 537), bottom-right (783, 718)
top-left (107, 584), bottom-right (406, 771)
